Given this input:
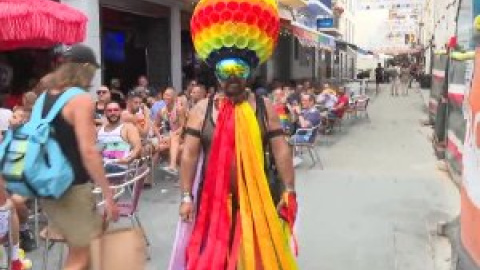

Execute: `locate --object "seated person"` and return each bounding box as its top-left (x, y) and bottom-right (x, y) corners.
top-left (316, 88), bottom-right (338, 111)
top-left (158, 88), bottom-right (187, 175)
top-left (325, 87), bottom-right (350, 132)
top-left (291, 93), bottom-right (321, 144)
top-left (98, 101), bottom-right (142, 174)
top-left (329, 87), bottom-right (349, 119)
top-left (150, 117), bottom-right (171, 167)
top-left (122, 91), bottom-right (151, 138)
top-left (94, 86), bottom-right (111, 127)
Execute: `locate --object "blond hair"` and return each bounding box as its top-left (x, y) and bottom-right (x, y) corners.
top-left (50, 62), bottom-right (96, 90)
top-left (22, 91), bottom-right (38, 110)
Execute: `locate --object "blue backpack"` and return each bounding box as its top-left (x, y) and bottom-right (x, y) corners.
top-left (0, 87), bottom-right (84, 198)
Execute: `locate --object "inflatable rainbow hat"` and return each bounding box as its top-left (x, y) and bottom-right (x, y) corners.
top-left (190, 0), bottom-right (280, 79)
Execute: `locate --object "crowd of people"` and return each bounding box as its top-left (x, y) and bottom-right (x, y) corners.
top-left (0, 41), bottom-right (362, 269)
top-left (375, 62), bottom-right (422, 96)
top-left (0, 74), bottom-right (357, 178)
top-left (82, 75), bottom-right (354, 180)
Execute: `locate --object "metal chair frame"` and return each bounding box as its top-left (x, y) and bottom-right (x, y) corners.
top-left (290, 125), bottom-right (323, 169)
top-left (41, 157), bottom-right (150, 270)
top-left (353, 97), bottom-right (370, 120)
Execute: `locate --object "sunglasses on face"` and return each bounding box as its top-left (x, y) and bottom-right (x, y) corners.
top-left (215, 58), bottom-right (251, 81)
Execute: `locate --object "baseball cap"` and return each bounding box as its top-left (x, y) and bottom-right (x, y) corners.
top-left (62, 44), bottom-right (100, 68)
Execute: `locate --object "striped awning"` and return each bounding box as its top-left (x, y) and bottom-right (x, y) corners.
top-left (289, 22), bottom-right (336, 50)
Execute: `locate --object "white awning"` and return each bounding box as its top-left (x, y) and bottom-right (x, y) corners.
top-left (278, 0), bottom-right (308, 9)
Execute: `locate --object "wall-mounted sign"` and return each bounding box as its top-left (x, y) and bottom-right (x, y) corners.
top-left (317, 18), bottom-right (334, 28)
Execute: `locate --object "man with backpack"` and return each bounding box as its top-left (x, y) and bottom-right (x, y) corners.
top-left (0, 44), bottom-right (119, 269)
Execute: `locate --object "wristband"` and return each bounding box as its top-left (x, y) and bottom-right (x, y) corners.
top-left (285, 186), bottom-right (296, 194)
top-left (181, 192), bottom-right (193, 203)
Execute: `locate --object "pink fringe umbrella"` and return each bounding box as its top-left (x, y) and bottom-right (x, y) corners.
top-left (0, 0), bottom-right (87, 51)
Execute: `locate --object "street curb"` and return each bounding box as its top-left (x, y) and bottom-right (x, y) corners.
top-left (446, 163), bottom-right (462, 189)
top-left (443, 217), bottom-right (480, 270)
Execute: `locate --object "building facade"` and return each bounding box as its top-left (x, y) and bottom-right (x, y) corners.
top-left (421, 0), bottom-right (460, 74)
top-left (62, 0), bottom-right (200, 93)
top-left (62, 0), bottom-right (342, 91)
top-left (335, 0), bottom-right (357, 80)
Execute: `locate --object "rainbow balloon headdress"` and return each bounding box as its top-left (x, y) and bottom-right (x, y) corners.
top-left (191, 0), bottom-right (280, 79)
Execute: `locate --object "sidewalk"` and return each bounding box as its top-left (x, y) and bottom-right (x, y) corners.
top-left (296, 85), bottom-right (459, 270)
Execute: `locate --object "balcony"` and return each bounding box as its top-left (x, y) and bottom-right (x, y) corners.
top-left (299, 0), bottom-right (333, 17)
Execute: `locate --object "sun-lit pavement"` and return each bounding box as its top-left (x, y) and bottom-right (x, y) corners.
top-left (295, 85), bottom-right (458, 270)
top-left (29, 84), bottom-right (459, 270)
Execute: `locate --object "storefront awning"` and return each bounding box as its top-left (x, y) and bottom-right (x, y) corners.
top-left (278, 0), bottom-right (308, 9)
top-left (289, 22), bottom-right (336, 51)
top-left (335, 40), bottom-right (372, 54)
top-left (298, 0), bottom-right (332, 17)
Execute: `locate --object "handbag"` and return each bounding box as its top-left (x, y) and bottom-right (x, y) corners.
top-left (90, 228), bottom-right (146, 270)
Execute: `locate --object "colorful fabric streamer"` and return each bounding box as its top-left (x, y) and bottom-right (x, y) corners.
top-left (179, 101), bottom-right (297, 270)
top-left (168, 154), bottom-right (204, 270)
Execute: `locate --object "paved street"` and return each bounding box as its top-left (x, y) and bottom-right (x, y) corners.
top-left (31, 85), bottom-right (460, 270)
top-left (295, 85), bottom-right (459, 270)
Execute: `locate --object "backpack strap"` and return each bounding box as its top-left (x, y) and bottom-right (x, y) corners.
top-left (201, 95), bottom-right (215, 134)
top-left (43, 87), bottom-right (85, 123)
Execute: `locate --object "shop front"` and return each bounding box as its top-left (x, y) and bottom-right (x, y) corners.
top-left (272, 21), bottom-right (335, 83)
top-left (62, 0), bottom-right (196, 92)
top-left (99, 0), bottom-right (197, 92)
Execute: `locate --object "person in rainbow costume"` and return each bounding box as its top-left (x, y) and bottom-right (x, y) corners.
top-left (168, 0), bottom-right (298, 269)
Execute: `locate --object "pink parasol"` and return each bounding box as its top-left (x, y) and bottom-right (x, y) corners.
top-left (0, 0), bottom-right (87, 51)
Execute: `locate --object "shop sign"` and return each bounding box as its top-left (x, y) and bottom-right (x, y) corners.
top-left (317, 18), bottom-right (334, 29)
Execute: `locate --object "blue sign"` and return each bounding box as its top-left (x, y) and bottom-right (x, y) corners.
top-left (317, 18), bottom-right (334, 29)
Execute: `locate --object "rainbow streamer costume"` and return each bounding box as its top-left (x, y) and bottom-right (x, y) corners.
top-left (168, 0), bottom-right (298, 269)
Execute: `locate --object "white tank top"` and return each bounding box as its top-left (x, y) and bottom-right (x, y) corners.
top-left (97, 124), bottom-right (131, 161)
